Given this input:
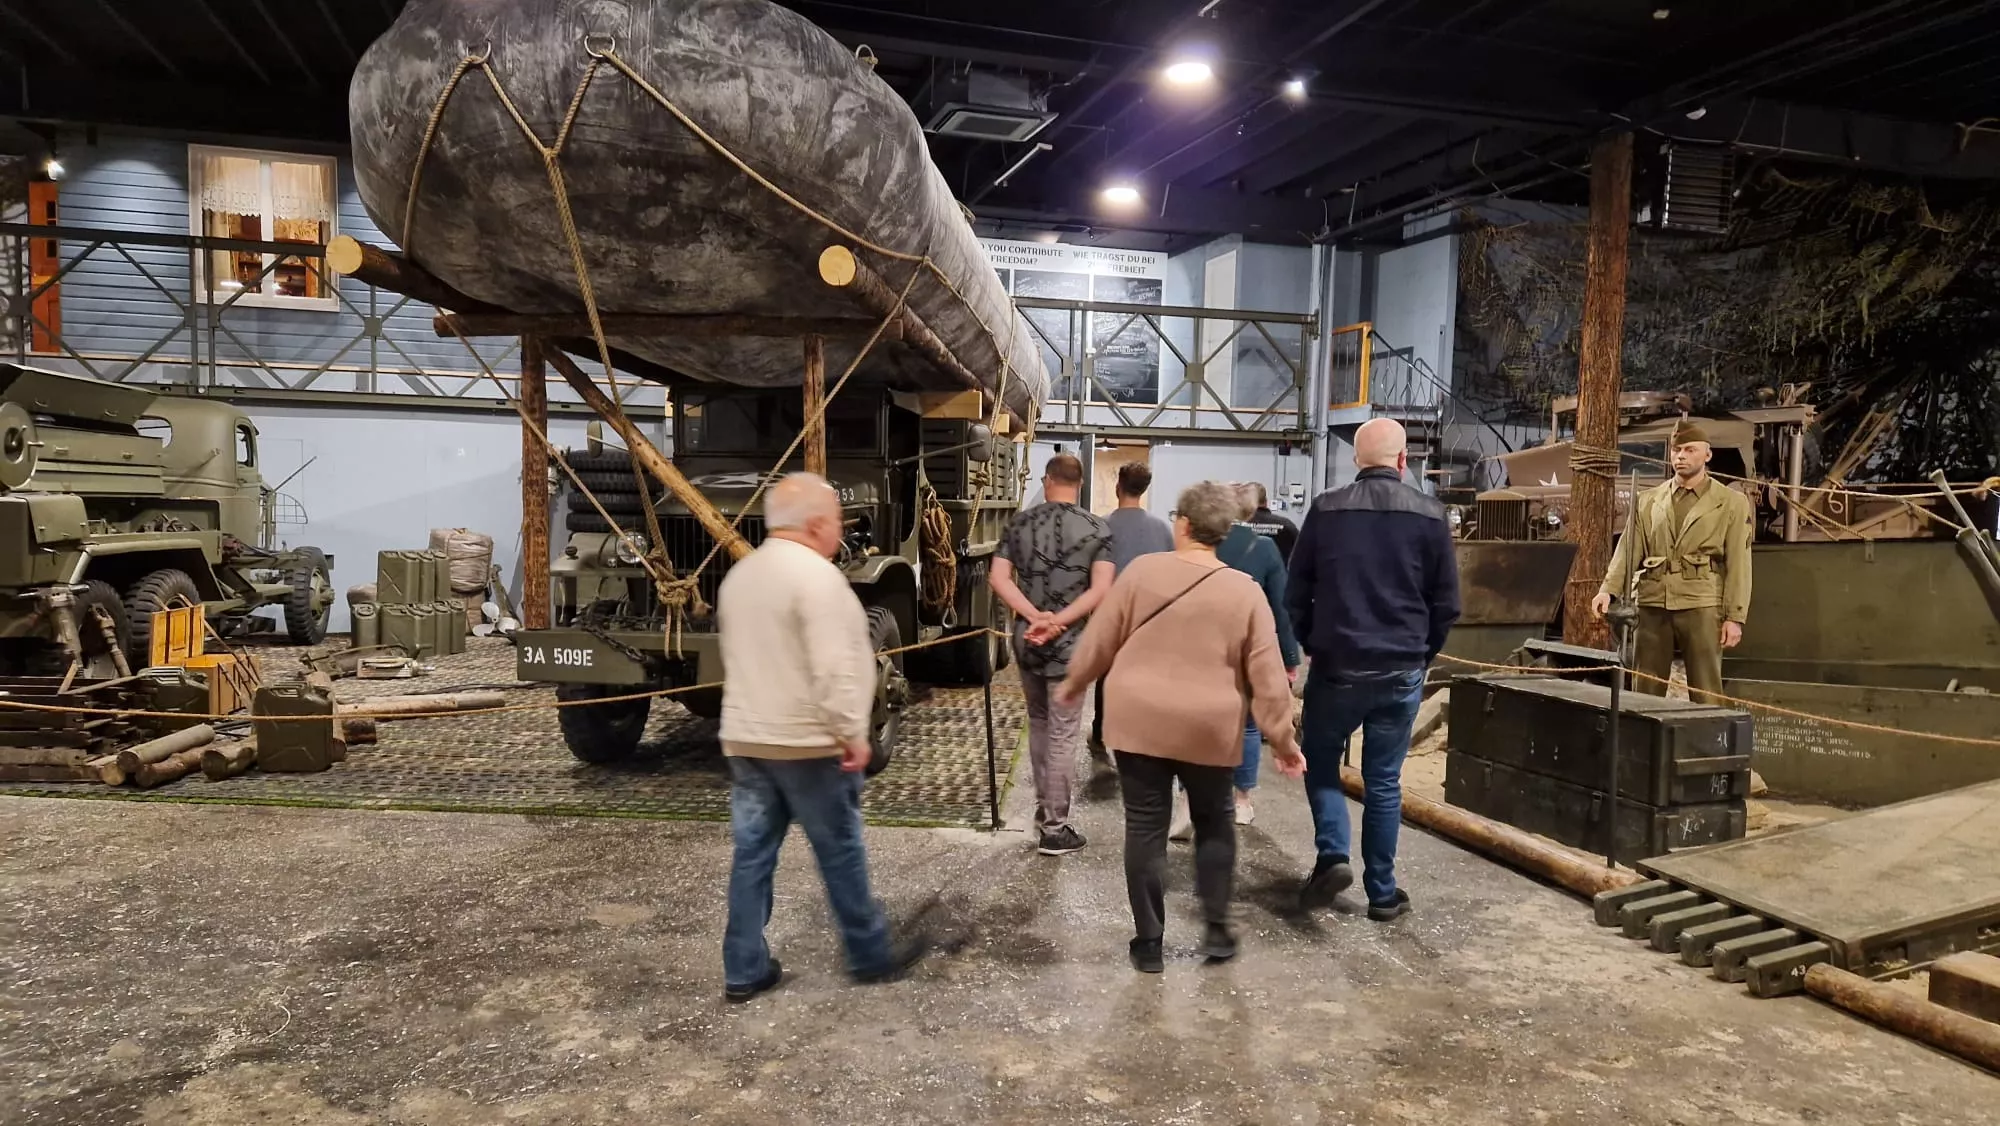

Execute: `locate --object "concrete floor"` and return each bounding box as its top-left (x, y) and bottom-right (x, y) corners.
top-left (2, 767), bottom-right (1991, 1124)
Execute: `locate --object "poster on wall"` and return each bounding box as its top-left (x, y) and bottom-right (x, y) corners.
top-left (980, 238), bottom-right (1167, 404)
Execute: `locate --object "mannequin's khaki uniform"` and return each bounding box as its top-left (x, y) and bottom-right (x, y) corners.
top-left (1599, 476), bottom-right (1753, 702)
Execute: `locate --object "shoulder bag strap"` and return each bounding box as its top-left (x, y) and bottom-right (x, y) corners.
top-left (1109, 566), bottom-right (1226, 671)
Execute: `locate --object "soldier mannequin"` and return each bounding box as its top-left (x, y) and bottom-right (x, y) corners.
top-left (1589, 422), bottom-right (1753, 703)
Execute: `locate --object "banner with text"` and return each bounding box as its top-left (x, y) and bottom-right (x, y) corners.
top-left (980, 239), bottom-right (1168, 405)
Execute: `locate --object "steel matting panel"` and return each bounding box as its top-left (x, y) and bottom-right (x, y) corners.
top-left (0, 640), bottom-right (1025, 828)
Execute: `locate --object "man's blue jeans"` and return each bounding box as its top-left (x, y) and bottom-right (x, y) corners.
top-left (1300, 667), bottom-right (1426, 906)
top-left (723, 756), bottom-right (893, 989)
top-left (1234, 722), bottom-right (1261, 792)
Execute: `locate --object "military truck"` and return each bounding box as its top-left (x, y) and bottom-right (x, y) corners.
top-left (0, 362), bottom-right (336, 678)
top-left (515, 386), bottom-right (1020, 771)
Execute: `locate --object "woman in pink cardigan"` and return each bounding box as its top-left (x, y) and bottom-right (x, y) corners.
top-left (1058, 480), bottom-right (1304, 972)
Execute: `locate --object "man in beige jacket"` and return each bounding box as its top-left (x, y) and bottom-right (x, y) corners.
top-left (716, 473), bottom-right (924, 1002)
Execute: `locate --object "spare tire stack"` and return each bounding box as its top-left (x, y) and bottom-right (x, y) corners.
top-left (562, 448), bottom-right (652, 535)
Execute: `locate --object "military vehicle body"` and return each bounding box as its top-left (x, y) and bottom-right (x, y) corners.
top-left (515, 386), bottom-right (1019, 770)
top-left (0, 362), bottom-right (335, 678)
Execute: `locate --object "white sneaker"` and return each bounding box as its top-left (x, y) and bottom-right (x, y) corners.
top-left (1168, 792), bottom-right (1193, 842)
top-left (1235, 795), bottom-right (1255, 826)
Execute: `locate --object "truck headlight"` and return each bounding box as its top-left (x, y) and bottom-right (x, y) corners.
top-left (1543, 509), bottom-right (1564, 531)
top-left (613, 537), bottom-right (646, 566)
top-left (1446, 505), bottom-right (1465, 530)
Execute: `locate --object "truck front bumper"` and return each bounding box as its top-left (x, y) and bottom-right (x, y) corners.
top-left (514, 628), bottom-right (719, 686)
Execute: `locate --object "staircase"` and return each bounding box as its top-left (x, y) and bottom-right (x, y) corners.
top-left (1361, 332), bottom-right (1448, 472)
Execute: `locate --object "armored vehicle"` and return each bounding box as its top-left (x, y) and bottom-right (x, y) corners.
top-left (0, 363), bottom-right (336, 678)
top-left (515, 386), bottom-right (1020, 771)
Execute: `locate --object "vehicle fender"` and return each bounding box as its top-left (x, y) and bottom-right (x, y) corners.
top-left (17, 494), bottom-right (88, 544)
top-left (845, 554), bottom-right (919, 649)
top-left (80, 541), bottom-right (229, 600)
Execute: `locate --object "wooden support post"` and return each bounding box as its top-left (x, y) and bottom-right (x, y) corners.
top-left (803, 334), bottom-right (827, 476)
top-left (434, 311), bottom-right (890, 340)
top-left (520, 337), bottom-right (552, 631)
top-left (326, 235), bottom-right (500, 314)
top-left (817, 246), bottom-right (1003, 423)
top-left (539, 350), bottom-right (752, 562)
top-left (1562, 132), bottom-right (1633, 649)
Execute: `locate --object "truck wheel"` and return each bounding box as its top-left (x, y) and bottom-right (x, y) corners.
top-left (865, 606), bottom-right (903, 777)
top-left (566, 488), bottom-right (646, 515)
top-left (556, 682), bottom-right (652, 763)
top-left (677, 686), bottom-right (723, 719)
top-left (561, 449), bottom-right (633, 473)
top-left (284, 547), bottom-right (334, 645)
top-left (569, 469), bottom-right (646, 494)
top-left (124, 568), bottom-right (202, 665)
top-left (72, 581), bottom-right (133, 679)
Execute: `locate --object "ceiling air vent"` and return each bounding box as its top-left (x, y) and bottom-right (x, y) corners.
top-left (1640, 141), bottom-right (1733, 235)
top-left (924, 70), bottom-right (1055, 142)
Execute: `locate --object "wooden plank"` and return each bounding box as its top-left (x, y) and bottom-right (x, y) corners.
top-left (520, 336), bottom-right (551, 631)
top-left (1929, 951), bottom-right (2000, 1023)
top-left (803, 334), bottom-right (826, 477)
top-left (0, 744), bottom-right (94, 763)
top-left (0, 763), bottom-right (102, 782)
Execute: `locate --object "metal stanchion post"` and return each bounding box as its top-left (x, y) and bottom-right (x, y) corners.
top-left (981, 634), bottom-right (1000, 831)
top-left (1604, 600), bottom-right (1638, 868)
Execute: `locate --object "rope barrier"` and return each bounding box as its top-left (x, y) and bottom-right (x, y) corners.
top-left (1430, 652), bottom-right (2000, 749)
top-left (0, 630), bottom-right (1009, 725)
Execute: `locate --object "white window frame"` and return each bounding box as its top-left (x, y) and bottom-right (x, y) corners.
top-left (187, 144), bottom-right (339, 312)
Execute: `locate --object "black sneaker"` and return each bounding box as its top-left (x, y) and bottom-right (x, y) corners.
top-left (1199, 922), bottom-right (1239, 962)
top-left (1129, 937), bottom-right (1164, 974)
top-left (1368, 889), bottom-right (1412, 922)
top-left (1037, 825), bottom-right (1087, 856)
top-left (854, 935), bottom-right (931, 985)
top-left (724, 959), bottom-right (783, 1003)
top-left (1299, 855), bottom-right (1354, 909)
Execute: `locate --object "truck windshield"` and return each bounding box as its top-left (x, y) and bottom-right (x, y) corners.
top-left (679, 394), bottom-right (878, 455)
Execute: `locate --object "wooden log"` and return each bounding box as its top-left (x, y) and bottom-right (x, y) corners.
top-left (335, 691), bottom-right (508, 719)
top-left (325, 235), bottom-right (501, 314)
top-left (1339, 767), bottom-right (1642, 899)
top-left (87, 754), bottom-right (126, 786)
top-left (341, 717), bottom-right (379, 747)
top-left (542, 350), bottom-right (752, 561)
top-left (114, 724), bottom-right (216, 778)
top-left (1806, 964), bottom-right (2000, 1073)
top-left (1561, 132), bottom-right (1633, 650)
top-left (436, 311), bottom-right (889, 340)
top-left (133, 747), bottom-right (207, 789)
top-left (201, 741), bottom-right (258, 781)
top-left (521, 336), bottom-right (552, 631)
top-left (803, 334), bottom-right (827, 476)
top-left (816, 246), bottom-right (999, 420)
top-left (1929, 951), bottom-right (2000, 1024)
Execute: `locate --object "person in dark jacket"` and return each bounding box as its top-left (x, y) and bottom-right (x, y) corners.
top-left (1243, 482), bottom-right (1300, 562)
top-left (1215, 483), bottom-right (1300, 826)
top-left (1286, 419), bottom-right (1461, 922)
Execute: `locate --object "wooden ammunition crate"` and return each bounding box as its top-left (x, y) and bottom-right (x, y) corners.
top-left (1445, 751), bottom-right (1746, 865)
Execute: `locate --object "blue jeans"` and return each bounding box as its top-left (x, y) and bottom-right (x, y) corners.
top-left (1234, 721), bottom-right (1261, 792)
top-left (1300, 668), bottom-right (1426, 906)
top-left (723, 756), bottom-right (893, 988)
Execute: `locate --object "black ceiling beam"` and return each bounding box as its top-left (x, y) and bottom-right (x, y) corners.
top-left (1, 69), bottom-right (347, 142)
top-left (192, 0), bottom-right (273, 86)
top-left (0, 0), bottom-right (80, 66)
top-left (1156, 107), bottom-right (1342, 187)
top-left (975, 181), bottom-right (1326, 241)
top-left (92, 0), bottom-right (183, 81)
top-left (1663, 97), bottom-right (2000, 179)
top-left (1241, 115), bottom-right (1424, 195)
top-left (248, 0), bottom-right (325, 92)
top-left (314, 0), bottom-right (362, 65)
top-left (816, 29), bottom-right (1102, 77)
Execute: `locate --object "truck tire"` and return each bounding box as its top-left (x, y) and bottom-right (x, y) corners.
top-left (566, 488), bottom-right (645, 515)
top-left (865, 606), bottom-right (902, 777)
top-left (565, 510), bottom-right (629, 534)
top-left (124, 568), bottom-right (202, 665)
top-left (560, 449), bottom-right (633, 473)
top-left (284, 547), bottom-right (334, 645)
top-left (677, 686), bottom-right (723, 719)
top-left (568, 469), bottom-right (645, 494)
top-left (556, 682), bottom-right (652, 763)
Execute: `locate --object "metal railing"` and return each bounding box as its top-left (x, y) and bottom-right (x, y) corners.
top-left (4, 222), bottom-right (1315, 434)
top-left (1013, 296), bottom-right (1316, 435)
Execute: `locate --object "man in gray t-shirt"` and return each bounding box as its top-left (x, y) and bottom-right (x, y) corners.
top-left (1091, 462), bottom-right (1172, 762)
top-left (991, 454), bottom-right (1114, 856)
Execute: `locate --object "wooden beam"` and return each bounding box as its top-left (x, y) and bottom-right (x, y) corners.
top-left (542, 350), bottom-right (752, 562)
top-left (520, 337), bottom-right (551, 631)
top-left (816, 245), bottom-right (998, 419)
top-left (803, 335), bottom-right (827, 476)
top-left (1562, 132), bottom-right (1632, 650)
top-left (326, 235), bottom-right (498, 314)
top-left (435, 311), bottom-right (894, 340)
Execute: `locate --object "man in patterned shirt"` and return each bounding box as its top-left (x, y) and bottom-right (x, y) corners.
top-left (989, 453), bottom-right (1115, 855)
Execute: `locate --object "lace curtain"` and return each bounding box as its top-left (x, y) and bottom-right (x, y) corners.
top-left (197, 154), bottom-right (333, 223)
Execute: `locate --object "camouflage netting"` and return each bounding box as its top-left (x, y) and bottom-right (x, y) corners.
top-left (1456, 163), bottom-right (2000, 482)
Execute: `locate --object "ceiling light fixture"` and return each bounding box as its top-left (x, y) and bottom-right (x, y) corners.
top-left (1283, 77), bottom-right (1308, 100)
top-left (1652, 7), bottom-right (1670, 18)
top-left (1163, 59), bottom-right (1213, 85)
top-left (1100, 183), bottom-right (1142, 206)
top-left (1685, 106), bottom-right (1708, 120)
top-left (42, 156), bottom-right (63, 180)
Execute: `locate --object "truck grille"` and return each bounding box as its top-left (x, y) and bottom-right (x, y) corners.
top-left (663, 515), bottom-right (767, 608)
top-left (1475, 498), bottom-right (1529, 541)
